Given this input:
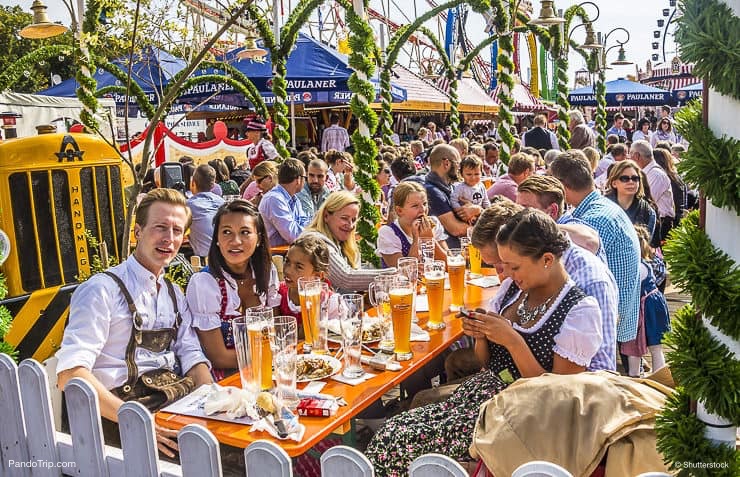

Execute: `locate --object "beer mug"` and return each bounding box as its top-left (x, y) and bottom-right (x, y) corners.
top-left (270, 316), bottom-right (299, 409)
top-left (447, 248), bottom-right (466, 311)
top-left (424, 260), bottom-right (446, 330)
top-left (245, 306), bottom-right (273, 391)
top-left (418, 237), bottom-right (435, 263)
top-left (368, 274), bottom-right (395, 353)
top-left (298, 277), bottom-right (322, 353)
top-left (389, 277), bottom-right (414, 361)
top-left (397, 257), bottom-right (419, 323)
top-left (339, 294), bottom-right (365, 378)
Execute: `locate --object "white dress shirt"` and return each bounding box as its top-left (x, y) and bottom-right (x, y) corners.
top-left (55, 256), bottom-right (210, 390)
top-left (643, 160), bottom-right (675, 218)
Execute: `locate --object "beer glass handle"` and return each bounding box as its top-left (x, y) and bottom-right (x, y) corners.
top-left (368, 282), bottom-right (378, 306)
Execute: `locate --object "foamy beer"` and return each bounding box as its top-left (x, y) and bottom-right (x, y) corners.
top-left (447, 248), bottom-right (466, 311)
top-left (389, 277), bottom-right (414, 361)
top-left (245, 306), bottom-right (274, 391)
top-left (424, 260), bottom-right (446, 330)
top-left (298, 277), bottom-right (322, 353)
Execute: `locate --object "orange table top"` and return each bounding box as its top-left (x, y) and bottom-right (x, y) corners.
top-left (156, 269), bottom-right (499, 456)
top-left (270, 244), bottom-right (290, 255)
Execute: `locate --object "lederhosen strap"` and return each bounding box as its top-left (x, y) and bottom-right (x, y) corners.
top-left (103, 271), bottom-right (181, 389)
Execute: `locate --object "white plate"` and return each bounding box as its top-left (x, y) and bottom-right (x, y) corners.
top-left (327, 316), bottom-right (383, 344)
top-left (296, 354), bottom-right (342, 382)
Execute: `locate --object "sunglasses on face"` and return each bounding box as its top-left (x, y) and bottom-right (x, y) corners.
top-left (618, 175), bottom-right (640, 183)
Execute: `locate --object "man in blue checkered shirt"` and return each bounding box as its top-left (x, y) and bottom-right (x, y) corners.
top-left (550, 151), bottom-right (641, 376)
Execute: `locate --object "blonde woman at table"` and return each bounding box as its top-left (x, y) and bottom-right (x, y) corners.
top-left (299, 190), bottom-right (394, 294)
top-left (186, 200), bottom-right (280, 380)
top-left (365, 209), bottom-right (602, 477)
top-left (377, 181), bottom-right (447, 268)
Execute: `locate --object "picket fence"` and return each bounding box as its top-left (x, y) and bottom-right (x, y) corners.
top-left (1, 354), bottom-right (474, 477)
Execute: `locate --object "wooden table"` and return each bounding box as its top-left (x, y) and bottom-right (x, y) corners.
top-left (156, 270), bottom-right (499, 456)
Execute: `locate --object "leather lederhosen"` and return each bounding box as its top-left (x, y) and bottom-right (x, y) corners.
top-left (104, 271), bottom-right (195, 412)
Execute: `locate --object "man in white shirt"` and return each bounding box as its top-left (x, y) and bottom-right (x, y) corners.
top-left (56, 189), bottom-right (212, 457)
top-left (321, 113), bottom-right (351, 152)
top-left (630, 140), bottom-right (674, 238)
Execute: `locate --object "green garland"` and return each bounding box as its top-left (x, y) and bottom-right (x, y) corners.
top-left (663, 211), bottom-right (740, 340)
top-left (672, 101), bottom-right (740, 215)
top-left (0, 273), bottom-right (18, 360)
top-left (595, 68), bottom-right (607, 153)
top-left (663, 305), bottom-right (740, 425)
top-left (97, 61), bottom-right (157, 120)
top-left (416, 26), bottom-right (458, 138)
top-left (490, 0), bottom-right (515, 164)
top-left (675, 0), bottom-right (739, 101)
top-left (656, 387), bottom-right (739, 476)
top-left (378, 0), bottom-right (491, 145)
top-left (76, 0), bottom-right (105, 131)
top-left (0, 45), bottom-right (73, 92)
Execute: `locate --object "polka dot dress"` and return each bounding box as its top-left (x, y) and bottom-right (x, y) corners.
top-left (364, 284), bottom-right (586, 477)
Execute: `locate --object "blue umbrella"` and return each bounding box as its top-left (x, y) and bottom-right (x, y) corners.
top-left (673, 82), bottom-right (702, 104)
top-left (38, 46), bottom-right (187, 107)
top-left (178, 32), bottom-right (407, 106)
top-left (568, 78), bottom-right (671, 106)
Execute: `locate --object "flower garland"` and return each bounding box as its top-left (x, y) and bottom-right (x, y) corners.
top-left (490, 0), bottom-right (515, 164)
top-left (378, 0), bottom-right (491, 145)
top-left (672, 100), bottom-right (740, 215)
top-left (655, 211), bottom-right (740, 470)
top-left (0, 273), bottom-right (17, 360)
top-left (416, 26), bottom-right (458, 138)
top-left (675, 0), bottom-right (740, 102)
top-left (0, 45), bottom-right (73, 92)
top-left (97, 61), bottom-right (156, 120)
top-left (76, 0), bottom-right (105, 131)
top-left (595, 68), bottom-right (607, 153)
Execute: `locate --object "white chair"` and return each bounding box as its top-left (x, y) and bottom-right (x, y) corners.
top-left (43, 355), bottom-right (63, 431)
top-left (512, 461), bottom-right (574, 477)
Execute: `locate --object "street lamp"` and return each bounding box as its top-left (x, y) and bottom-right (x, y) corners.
top-left (530, 1), bottom-right (565, 26)
top-left (19, 0), bottom-right (69, 39)
top-left (592, 27), bottom-right (631, 152)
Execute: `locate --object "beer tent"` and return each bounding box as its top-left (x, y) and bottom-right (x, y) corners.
top-left (568, 78), bottom-right (671, 107)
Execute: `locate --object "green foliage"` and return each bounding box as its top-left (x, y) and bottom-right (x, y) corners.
top-left (165, 263), bottom-right (191, 291)
top-left (76, 230), bottom-right (119, 282)
top-left (672, 101), bottom-right (740, 214)
top-left (676, 0), bottom-right (739, 101)
top-left (663, 210), bottom-right (740, 340)
top-left (656, 388), bottom-right (740, 476)
top-left (663, 305), bottom-right (740, 425)
top-left (0, 272), bottom-right (16, 361)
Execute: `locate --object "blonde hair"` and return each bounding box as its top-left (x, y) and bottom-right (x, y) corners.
top-left (307, 191), bottom-right (361, 268)
top-left (392, 181), bottom-right (426, 209)
top-left (582, 147), bottom-right (601, 172)
top-left (250, 160), bottom-right (278, 182)
top-left (449, 137), bottom-right (469, 157)
top-left (136, 188), bottom-right (191, 229)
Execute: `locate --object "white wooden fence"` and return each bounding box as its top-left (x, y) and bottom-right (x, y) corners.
top-left (0, 354), bottom-right (469, 477)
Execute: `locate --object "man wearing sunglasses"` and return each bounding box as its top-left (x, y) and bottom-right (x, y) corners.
top-left (629, 140), bottom-right (674, 243)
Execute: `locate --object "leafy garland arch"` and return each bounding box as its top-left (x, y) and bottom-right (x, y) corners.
top-left (97, 61), bottom-right (157, 120)
top-left (276, 0), bottom-right (382, 264)
top-left (162, 61), bottom-right (269, 120)
top-left (378, 0), bottom-right (491, 150)
top-left (0, 45), bottom-right (73, 92)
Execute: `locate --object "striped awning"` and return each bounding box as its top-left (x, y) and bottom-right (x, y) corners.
top-left (490, 81), bottom-right (550, 112)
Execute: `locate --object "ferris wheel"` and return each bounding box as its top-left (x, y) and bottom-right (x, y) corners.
top-left (651, 0), bottom-right (680, 65)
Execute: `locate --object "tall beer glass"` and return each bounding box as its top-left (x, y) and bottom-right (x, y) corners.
top-left (245, 306), bottom-right (273, 391)
top-left (270, 316), bottom-right (299, 409)
top-left (232, 316), bottom-right (259, 395)
top-left (447, 248), bottom-right (466, 311)
top-left (389, 277), bottom-right (414, 361)
top-left (466, 227), bottom-right (482, 276)
top-left (397, 257), bottom-right (419, 323)
top-left (298, 277), bottom-right (322, 353)
top-left (424, 260), bottom-right (446, 330)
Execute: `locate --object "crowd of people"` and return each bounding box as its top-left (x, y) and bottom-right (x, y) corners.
top-left (54, 109), bottom-right (691, 475)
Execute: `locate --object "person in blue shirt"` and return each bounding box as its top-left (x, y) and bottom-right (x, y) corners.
top-left (186, 164), bottom-right (225, 257)
top-left (258, 158), bottom-right (310, 247)
top-left (606, 112), bottom-right (628, 141)
top-left (550, 151), bottom-right (642, 377)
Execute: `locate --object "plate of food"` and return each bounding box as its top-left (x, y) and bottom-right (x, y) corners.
top-left (296, 354), bottom-right (342, 382)
top-left (327, 316), bottom-right (384, 344)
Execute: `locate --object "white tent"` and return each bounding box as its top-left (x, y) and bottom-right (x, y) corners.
top-left (0, 92), bottom-right (115, 140)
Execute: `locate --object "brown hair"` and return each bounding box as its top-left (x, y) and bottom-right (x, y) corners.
top-left (605, 159), bottom-right (647, 200)
top-left (135, 188), bottom-right (191, 230)
top-left (392, 181), bottom-right (426, 209)
top-left (517, 175), bottom-right (565, 216)
top-left (507, 153), bottom-right (535, 176)
top-left (470, 197), bottom-right (524, 249)
top-left (289, 234), bottom-right (330, 274)
top-left (496, 209), bottom-right (569, 259)
top-left (460, 154), bottom-right (484, 172)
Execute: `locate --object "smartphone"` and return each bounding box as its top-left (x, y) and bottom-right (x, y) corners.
top-left (459, 308), bottom-right (484, 322)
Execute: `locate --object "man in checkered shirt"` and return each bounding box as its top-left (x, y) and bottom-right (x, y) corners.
top-left (550, 151), bottom-right (641, 376)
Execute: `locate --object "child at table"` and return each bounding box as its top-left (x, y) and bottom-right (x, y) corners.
top-left (376, 181), bottom-right (448, 268)
top-left (451, 155), bottom-right (491, 220)
top-left (278, 235), bottom-right (331, 333)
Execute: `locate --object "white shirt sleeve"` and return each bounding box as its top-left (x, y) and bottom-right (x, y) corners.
top-left (185, 272), bottom-right (234, 331)
top-left (552, 295), bottom-right (603, 367)
top-left (376, 224), bottom-right (404, 256)
top-left (430, 216), bottom-right (449, 241)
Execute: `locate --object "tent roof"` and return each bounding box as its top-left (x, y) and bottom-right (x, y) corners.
top-left (676, 81), bottom-right (703, 91)
top-left (38, 46), bottom-right (186, 99)
top-left (370, 64), bottom-right (450, 112)
top-left (456, 76), bottom-right (498, 113)
top-left (569, 78), bottom-right (670, 96)
top-left (491, 80), bottom-right (549, 111)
